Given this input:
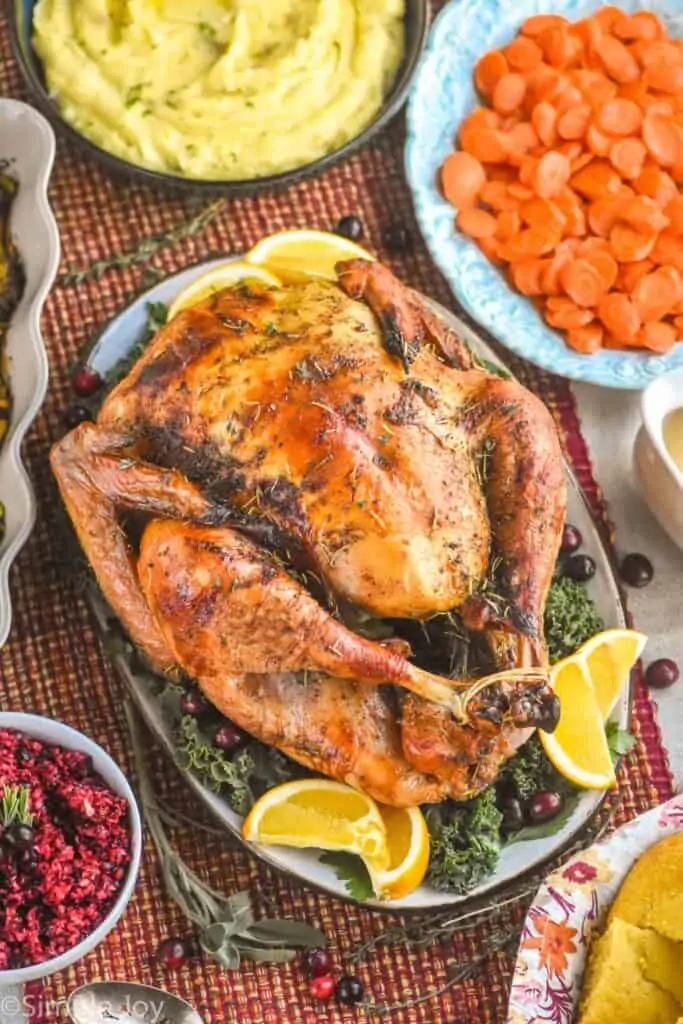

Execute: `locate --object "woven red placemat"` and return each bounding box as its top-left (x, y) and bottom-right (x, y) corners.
top-left (0, 5), bottom-right (674, 1022)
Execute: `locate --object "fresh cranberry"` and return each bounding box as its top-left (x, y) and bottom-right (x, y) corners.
top-left (645, 658), bottom-right (680, 689)
top-left (63, 404), bottom-right (94, 429)
top-left (336, 976), bottom-right (364, 1005)
top-left (500, 797), bottom-right (524, 834)
top-left (560, 524), bottom-right (582, 554)
top-left (620, 552), bottom-right (654, 588)
top-left (157, 937), bottom-right (190, 970)
top-left (71, 366), bottom-right (102, 396)
top-left (305, 948), bottom-right (332, 977)
top-left (180, 689), bottom-right (208, 717)
top-left (213, 722), bottom-right (243, 752)
top-left (310, 975), bottom-right (335, 1001)
top-left (564, 554), bottom-right (596, 582)
top-left (527, 791), bottom-right (563, 825)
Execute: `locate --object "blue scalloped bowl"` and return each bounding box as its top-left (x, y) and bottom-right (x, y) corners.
top-left (406, 0), bottom-right (683, 389)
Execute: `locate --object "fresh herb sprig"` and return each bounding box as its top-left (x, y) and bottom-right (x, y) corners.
top-left (125, 702), bottom-right (326, 969)
top-left (1, 785), bottom-right (33, 828)
top-left (60, 200), bottom-right (226, 286)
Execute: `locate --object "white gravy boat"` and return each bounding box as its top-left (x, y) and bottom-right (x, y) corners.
top-left (634, 366), bottom-right (683, 552)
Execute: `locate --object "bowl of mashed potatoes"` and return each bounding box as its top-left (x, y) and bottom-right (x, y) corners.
top-left (11, 0), bottom-right (429, 193)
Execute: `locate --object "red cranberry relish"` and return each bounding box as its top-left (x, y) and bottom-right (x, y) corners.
top-left (0, 728), bottom-right (131, 970)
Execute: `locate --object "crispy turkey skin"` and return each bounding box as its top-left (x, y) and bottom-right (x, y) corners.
top-left (51, 259), bottom-right (566, 805)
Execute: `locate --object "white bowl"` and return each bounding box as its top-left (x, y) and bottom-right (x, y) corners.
top-left (634, 367), bottom-right (683, 552)
top-left (0, 100), bottom-right (60, 648)
top-left (0, 713), bottom-right (142, 986)
top-left (507, 794), bottom-right (683, 1024)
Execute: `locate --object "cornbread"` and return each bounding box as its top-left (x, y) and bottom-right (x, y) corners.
top-left (579, 918), bottom-right (683, 1024)
top-left (609, 834), bottom-right (683, 942)
top-left (579, 835), bottom-right (683, 1024)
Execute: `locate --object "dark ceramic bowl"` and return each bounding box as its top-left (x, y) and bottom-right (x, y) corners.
top-left (11, 0), bottom-right (431, 196)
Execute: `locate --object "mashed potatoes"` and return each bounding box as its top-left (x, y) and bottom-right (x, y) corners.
top-left (33, 0), bottom-right (405, 180)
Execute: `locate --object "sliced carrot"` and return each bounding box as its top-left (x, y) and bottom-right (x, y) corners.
top-left (539, 24), bottom-right (583, 69)
top-left (593, 34), bottom-right (640, 84)
top-left (486, 163), bottom-right (518, 184)
top-left (505, 36), bottom-right (544, 71)
top-left (610, 138), bottom-right (647, 180)
top-left (637, 41), bottom-right (682, 69)
top-left (596, 98), bottom-right (643, 136)
top-left (505, 121), bottom-right (540, 164)
top-left (634, 165), bottom-right (678, 207)
top-left (597, 291), bottom-right (641, 341)
top-left (480, 180), bottom-right (519, 211)
top-left (531, 101), bottom-right (558, 147)
top-left (475, 51), bottom-right (510, 98)
top-left (492, 73), bottom-right (527, 115)
top-left (548, 82), bottom-right (585, 114)
top-left (572, 69), bottom-right (618, 109)
top-left (495, 208), bottom-right (522, 242)
top-left (462, 128), bottom-right (511, 164)
top-left (619, 195), bottom-right (670, 234)
top-left (542, 248), bottom-right (576, 293)
top-left (587, 195), bottom-right (627, 237)
top-left (614, 11), bottom-right (665, 43)
top-left (477, 236), bottom-right (504, 264)
top-left (673, 316), bottom-right (683, 334)
top-left (633, 266), bottom-right (683, 321)
top-left (617, 78), bottom-right (648, 103)
top-left (510, 259), bottom-right (547, 295)
top-left (521, 14), bottom-right (568, 38)
top-left (571, 152), bottom-right (594, 175)
top-left (584, 249), bottom-right (619, 292)
top-left (544, 298), bottom-right (595, 329)
top-left (440, 151), bottom-right (487, 209)
top-left (594, 6), bottom-right (628, 33)
top-left (586, 124), bottom-right (616, 158)
top-left (560, 258), bottom-right (606, 307)
top-left (642, 113), bottom-right (683, 168)
top-left (637, 320), bottom-right (678, 353)
top-left (571, 160), bottom-right (622, 200)
top-left (459, 107), bottom-right (501, 149)
top-left (644, 62), bottom-right (683, 94)
top-left (665, 195), bottom-right (683, 234)
top-left (533, 151), bottom-right (571, 198)
top-left (519, 157), bottom-right (540, 187)
top-left (649, 230), bottom-right (683, 272)
top-left (577, 236), bottom-right (610, 255)
top-left (566, 322), bottom-right (604, 353)
top-left (610, 222), bottom-right (658, 262)
top-left (525, 65), bottom-right (562, 108)
top-left (456, 208), bottom-right (498, 239)
top-left (557, 104), bottom-right (592, 141)
top-left (521, 196), bottom-right (566, 233)
top-left (618, 259), bottom-right (654, 292)
top-left (500, 225), bottom-right (562, 261)
top-left (508, 182), bottom-right (535, 201)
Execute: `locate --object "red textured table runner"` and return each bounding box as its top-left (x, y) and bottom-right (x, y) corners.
top-left (0, 5), bottom-right (673, 1022)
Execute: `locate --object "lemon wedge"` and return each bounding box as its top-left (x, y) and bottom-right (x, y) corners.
top-left (242, 779), bottom-right (431, 900)
top-left (242, 779), bottom-right (390, 872)
top-left (246, 229), bottom-right (374, 282)
top-left (167, 261), bottom-right (282, 320)
top-left (541, 628), bottom-right (647, 790)
top-left (368, 804), bottom-right (430, 901)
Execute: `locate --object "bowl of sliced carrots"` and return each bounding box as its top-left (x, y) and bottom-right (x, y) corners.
top-left (406, 0), bottom-right (683, 388)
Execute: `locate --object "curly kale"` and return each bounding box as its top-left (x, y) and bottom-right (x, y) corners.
top-left (544, 576), bottom-right (604, 664)
top-left (175, 715), bottom-right (297, 815)
top-left (424, 788), bottom-right (503, 894)
top-left (499, 734), bottom-right (570, 802)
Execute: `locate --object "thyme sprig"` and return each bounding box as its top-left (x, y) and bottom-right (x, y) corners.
top-left (124, 702), bottom-right (326, 970)
top-left (1, 785), bottom-right (33, 828)
top-left (60, 200), bottom-right (226, 286)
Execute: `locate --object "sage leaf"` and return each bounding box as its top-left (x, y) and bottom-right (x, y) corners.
top-left (234, 941), bottom-right (297, 964)
top-left (242, 919), bottom-right (327, 948)
top-left (200, 931), bottom-right (241, 970)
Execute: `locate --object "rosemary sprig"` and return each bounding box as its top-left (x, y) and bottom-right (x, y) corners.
top-left (60, 199), bottom-right (226, 286)
top-left (124, 702), bottom-right (326, 970)
top-left (1, 785), bottom-right (33, 827)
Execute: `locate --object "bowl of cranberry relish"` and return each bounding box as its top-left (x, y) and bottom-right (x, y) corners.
top-left (0, 713), bottom-right (142, 984)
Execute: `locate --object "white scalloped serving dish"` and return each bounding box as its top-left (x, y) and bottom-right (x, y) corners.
top-left (0, 100), bottom-right (60, 647)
